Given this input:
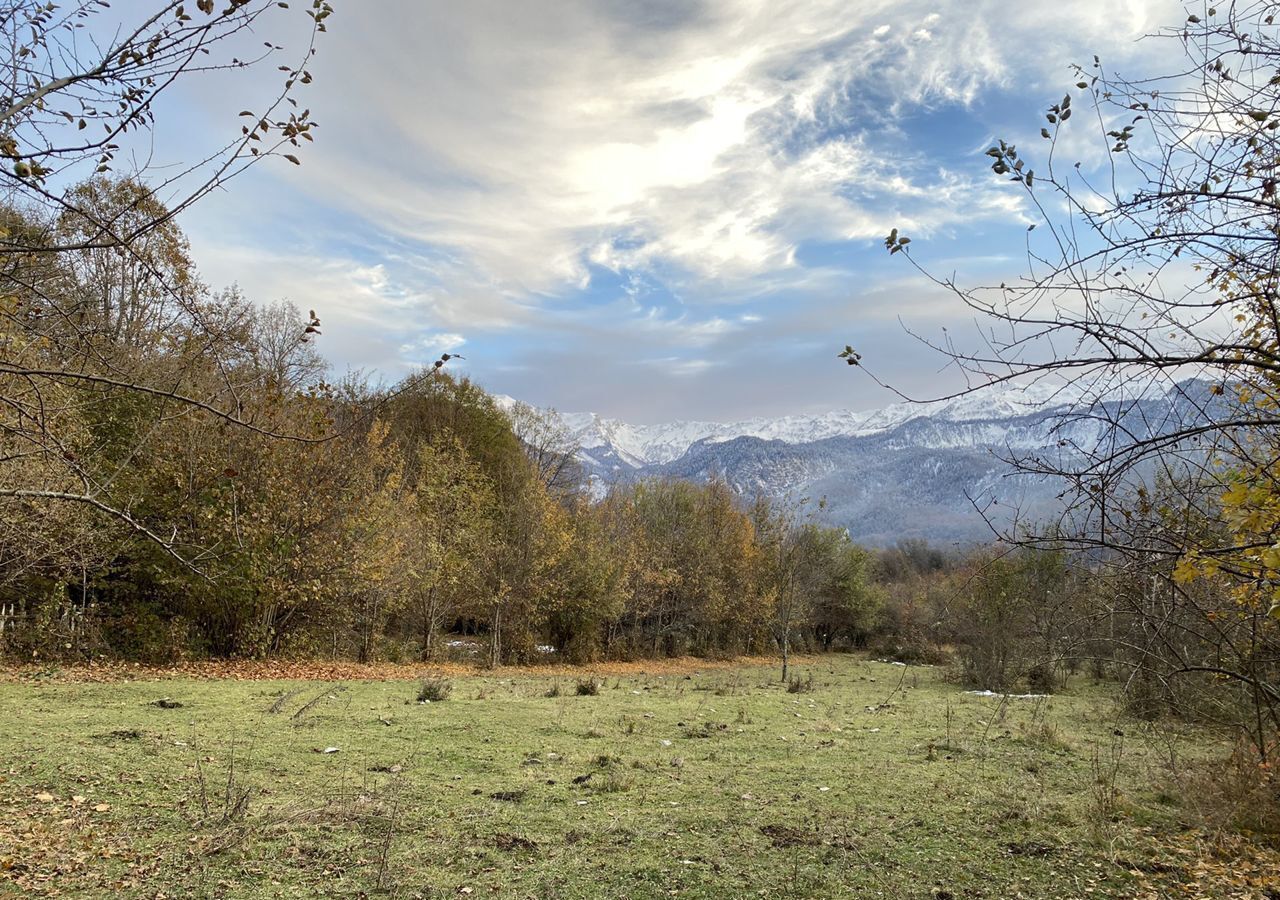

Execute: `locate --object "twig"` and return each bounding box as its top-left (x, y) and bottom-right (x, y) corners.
top-left (290, 683), bottom-right (347, 723)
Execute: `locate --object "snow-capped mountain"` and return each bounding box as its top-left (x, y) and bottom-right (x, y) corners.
top-left (498, 380), bottom-right (1216, 545)
top-left (505, 379), bottom-right (1102, 468)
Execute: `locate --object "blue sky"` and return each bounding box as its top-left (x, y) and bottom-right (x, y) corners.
top-left (154, 0), bottom-right (1184, 422)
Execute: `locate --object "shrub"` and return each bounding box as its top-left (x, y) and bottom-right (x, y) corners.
top-left (868, 633), bottom-right (950, 666)
top-left (592, 768), bottom-right (634, 793)
top-left (1120, 667), bottom-right (1169, 720)
top-left (416, 677), bottom-right (452, 703)
top-left (1025, 661), bottom-right (1058, 694)
top-left (786, 672), bottom-right (815, 694)
top-left (1174, 739), bottom-right (1280, 835)
top-left (584, 754), bottom-right (633, 793)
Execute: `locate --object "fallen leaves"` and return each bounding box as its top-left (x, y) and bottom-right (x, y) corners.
top-left (0, 654), bottom-right (817, 685)
top-left (29, 791), bottom-right (109, 810)
top-left (1, 792), bottom-right (132, 896)
top-left (1119, 830), bottom-right (1280, 898)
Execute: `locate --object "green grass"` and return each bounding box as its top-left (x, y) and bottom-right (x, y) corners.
top-left (0, 656), bottom-right (1253, 898)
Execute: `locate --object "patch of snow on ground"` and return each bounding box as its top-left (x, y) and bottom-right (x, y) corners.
top-left (964, 690), bottom-right (1049, 699)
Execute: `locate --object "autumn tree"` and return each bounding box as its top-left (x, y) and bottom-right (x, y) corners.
top-left (752, 494), bottom-right (814, 681)
top-left (543, 498), bottom-right (627, 663)
top-left (403, 439), bottom-right (492, 661)
top-left (799, 526), bottom-right (883, 651)
top-left (0, 0), bottom-right (332, 573)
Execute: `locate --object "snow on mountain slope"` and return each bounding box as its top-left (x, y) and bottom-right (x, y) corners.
top-left (501, 379), bottom-right (1105, 468)
top-left (496, 380), bottom-right (1214, 545)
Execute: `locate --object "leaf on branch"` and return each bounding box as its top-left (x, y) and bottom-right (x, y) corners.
top-left (883, 229), bottom-right (911, 254)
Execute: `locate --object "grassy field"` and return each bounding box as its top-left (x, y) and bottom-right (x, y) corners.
top-left (0, 655), bottom-right (1274, 899)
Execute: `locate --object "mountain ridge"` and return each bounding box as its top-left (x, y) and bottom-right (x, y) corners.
top-left (496, 379), bottom-right (1215, 545)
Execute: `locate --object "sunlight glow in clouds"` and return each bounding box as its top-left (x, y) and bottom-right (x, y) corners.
top-left (180, 0), bottom-right (1181, 420)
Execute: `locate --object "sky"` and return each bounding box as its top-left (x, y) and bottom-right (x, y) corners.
top-left (157, 0), bottom-right (1186, 423)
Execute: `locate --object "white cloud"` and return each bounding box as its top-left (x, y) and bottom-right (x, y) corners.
top-left (261, 0), bottom-right (1179, 307)
top-left (171, 0), bottom-right (1189, 418)
top-left (401, 332), bottom-right (467, 359)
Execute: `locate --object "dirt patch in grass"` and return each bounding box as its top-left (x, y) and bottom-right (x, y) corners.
top-left (1005, 840), bottom-right (1059, 857)
top-left (759, 824), bottom-right (823, 848)
top-left (493, 832), bottom-right (538, 852)
top-left (94, 728), bottom-right (142, 742)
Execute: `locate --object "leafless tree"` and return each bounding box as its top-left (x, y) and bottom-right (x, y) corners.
top-left (858, 2), bottom-right (1280, 760)
top-left (504, 400), bottom-right (584, 499)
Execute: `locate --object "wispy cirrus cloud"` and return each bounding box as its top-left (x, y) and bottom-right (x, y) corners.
top-left (176, 0), bottom-right (1184, 420)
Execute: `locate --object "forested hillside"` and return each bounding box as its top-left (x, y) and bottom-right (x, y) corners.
top-left (0, 197), bottom-right (890, 665)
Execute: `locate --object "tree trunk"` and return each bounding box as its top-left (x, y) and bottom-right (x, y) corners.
top-left (489, 603), bottom-right (501, 668)
top-left (421, 589), bottom-right (438, 661)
